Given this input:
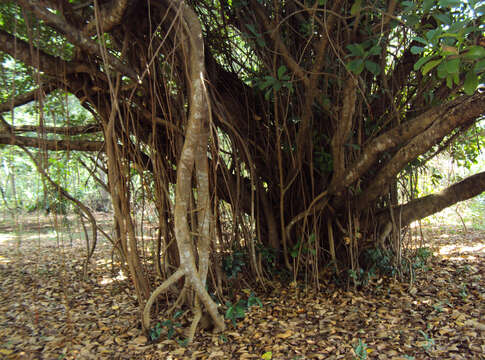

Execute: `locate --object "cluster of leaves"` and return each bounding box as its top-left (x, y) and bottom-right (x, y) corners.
top-left (349, 246), bottom-right (433, 286)
top-left (253, 65), bottom-right (293, 100)
top-left (406, 0), bottom-right (485, 95)
top-left (222, 248), bottom-right (246, 279)
top-left (149, 310), bottom-right (185, 343)
top-left (345, 0), bottom-right (485, 95)
top-left (225, 292), bottom-right (263, 326)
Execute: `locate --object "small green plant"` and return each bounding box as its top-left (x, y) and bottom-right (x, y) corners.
top-left (353, 339), bottom-right (368, 360)
top-left (456, 265), bottom-right (470, 274)
top-left (432, 302), bottom-right (443, 312)
top-left (149, 310), bottom-right (183, 341)
top-left (256, 243), bottom-right (277, 275)
top-left (255, 65), bottom-right (294, 100)
top-left (225, 292), bottom-right (263, 326)
top-left (459, 283), bottom-right (468, 300)
top-left (176, 338), bottom-right (188, 347)
top-left (219, 334), bottom-right (228, 343)
top-left (418, 330), bottom-right (435, 353)
top-left (223, 249), bottom-right (246, 279)
top-left (225, 299), bottom-right (247, 326)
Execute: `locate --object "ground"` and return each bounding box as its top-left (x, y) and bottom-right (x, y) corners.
top-left (0, 214), bottom-right (484, 360)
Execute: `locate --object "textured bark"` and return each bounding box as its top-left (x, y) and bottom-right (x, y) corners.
top-left (5, 123), bottom-right (101, 135)
top-left (171, 0), bottom-right (225, 334)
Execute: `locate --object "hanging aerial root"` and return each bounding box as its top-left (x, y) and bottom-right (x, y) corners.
top-left (142, 268), bottom-right (184, 333)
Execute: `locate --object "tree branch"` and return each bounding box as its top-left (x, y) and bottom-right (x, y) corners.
top-left (0, 84), bottom-right (59, 113)
top-left (8, 123), bottom-right (102, 135)
top-left (17, 0), bottom-right (140, 81)
top-left (378, 171), bottom-right (485, 229)
top-left (0, 134), bottom-right (104, 152)
top-left (83, 0), bottom-right (131, 36)
top-left (330, 92), bottom-right (485, 196)
top-left (0, 29), bottom-right (87, 76)
top-left (356, 92), bottom-right (485, 210)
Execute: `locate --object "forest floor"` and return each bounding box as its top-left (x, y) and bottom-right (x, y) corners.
top-left (0, 214), bottom-right (484, 360)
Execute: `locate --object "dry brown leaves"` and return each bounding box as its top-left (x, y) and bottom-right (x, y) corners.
top-left (0, 217), bottom-right (484, 359)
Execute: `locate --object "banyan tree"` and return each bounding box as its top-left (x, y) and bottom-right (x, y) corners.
top-left (0, 0), bottom-right (484, 340)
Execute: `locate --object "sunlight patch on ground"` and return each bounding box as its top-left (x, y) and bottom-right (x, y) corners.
top-left (438, 243), bottom-right (485, 255)
top-left (100, 271), bottom-right (127, 285)
top-left (0, 233), bottom-right (14, 245)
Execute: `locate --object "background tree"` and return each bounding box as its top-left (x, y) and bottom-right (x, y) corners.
top-left (0, 0), bottom-right (484, 340)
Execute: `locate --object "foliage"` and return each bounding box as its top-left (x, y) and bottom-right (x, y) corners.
top-left (353, 339), bottom-right (368, 360)
top-left (225, 292), bottom-right (263, 326)
top-left (149, 310), bottom-right (184, 342)
top-left (222, 248), bottom-right (246, 279)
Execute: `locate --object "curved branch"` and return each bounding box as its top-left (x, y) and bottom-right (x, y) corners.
top-left (0, 29), bottom-right (87, 76)
top-left (330, 92), bottom-right (485, 196)
top-left (356, 92), bottom-right (485, 210)
top-left (17, 0), bottom-right (140, 81)
top-left (83, 0), bottom-right (131, 36)
top-left (0, 84), bottom-right (59, 113)
top-left (379, 171), bottom-right (485, 229)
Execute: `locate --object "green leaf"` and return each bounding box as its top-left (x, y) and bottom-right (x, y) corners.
top-left (445, 58), bottom-right (460, 74)
top-left (473, 59), bottom-right (485, 73)
top-left (464, 46), bottom-right (485, 60)
top-left (446, 75), bottom-right (453, 88)
top-left (411, 46), bottom-right (425, 54)
top-left (245, 23), bottom-right (258, 35)
top-left (464, 71), bottom-right (478, 95)
top-left (414, 55), bottom-right (433, 71)
top-left (347, 59), bottom-right (365, 74)
top-left (423, 0), bottom-right (435, 11)
top-left (438, 0), bottom-right (461, 7)
top-left (350, 0), bottom-right (362, 16)
top-left (421, 59), bottom-right (442, 75)
top-left (404, 15), bottom-right (420, 26)
top-left (412, 36), bottom-right (428, 45)
top-left (277, 65), bottom-right (287, 79)
top-left (346, 43), bottom-right (365, 57)
top-left (367, 45), bottom-right (381, 56)
top-left (364, 60), bottom-right (380, 75)
top-left (433, 13), bottom-right (452, 25)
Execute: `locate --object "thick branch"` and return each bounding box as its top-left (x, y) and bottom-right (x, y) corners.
top-left (379, 171), bottom-right (485, 228)
top-left (0, 84), bottom-right (58, 113)
top-left (331, 92), bottom-right (485, 196)
top-left (17, 0), bottom-right (140, 81)
top-left (357, 92), bottom-right (485, 210)
top-left (9, 123), bottom-right (102, 135)
top-left (0, 29), bottom-right (86, 76)
top-left (0, 134), bottom-right (104, 152)
top-left (83, 0), bottom-right (131, 36)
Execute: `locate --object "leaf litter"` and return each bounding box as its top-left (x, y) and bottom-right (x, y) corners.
top-left (0, 217), bottom-right (484, 359)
